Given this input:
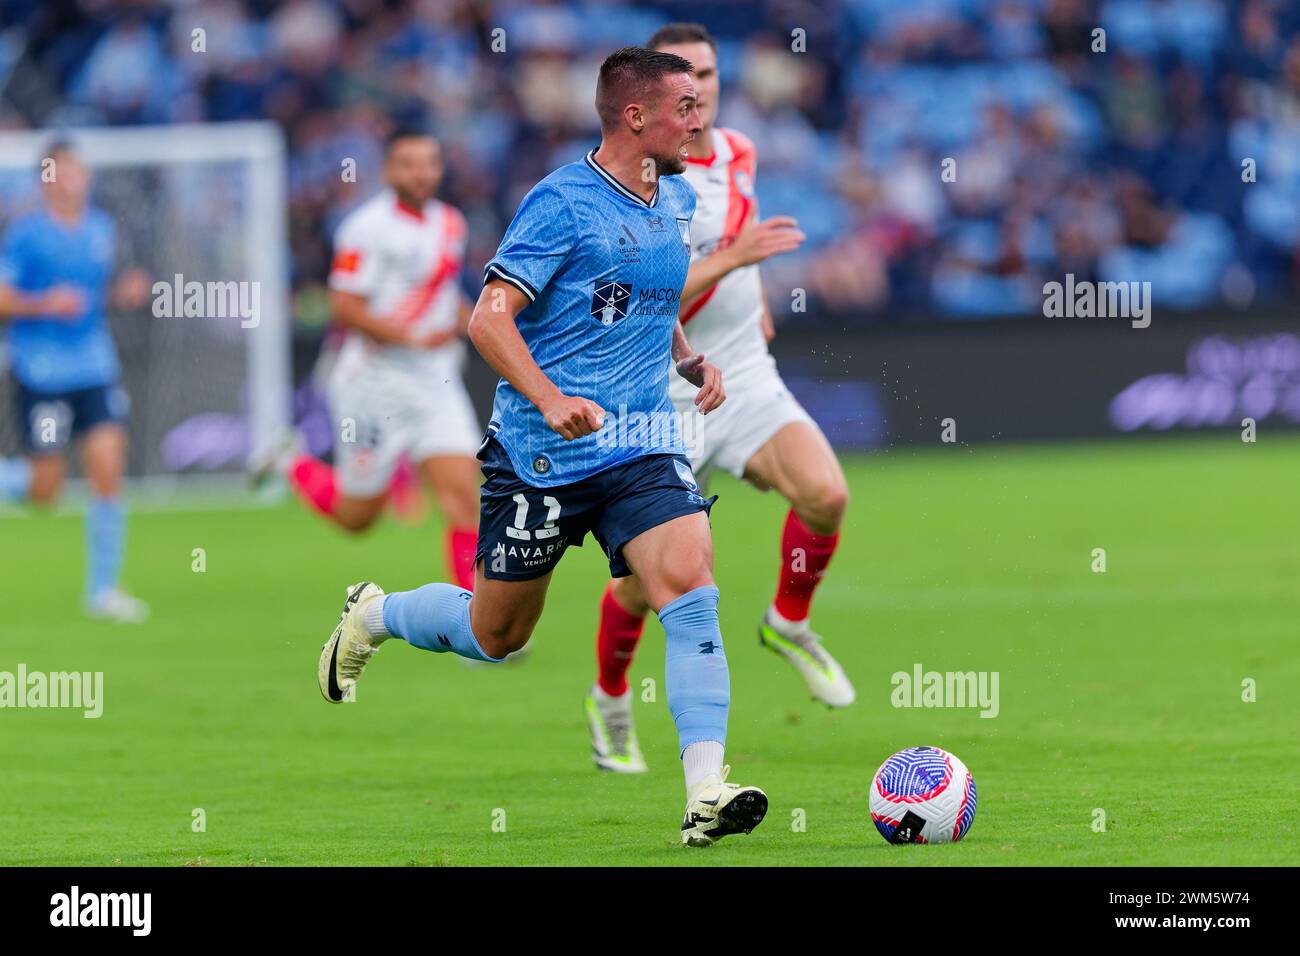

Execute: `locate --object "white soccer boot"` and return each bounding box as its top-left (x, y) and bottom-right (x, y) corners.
top-left (84, 587), bottom-right (150, 624)
top-left (758, 610), bottom-right (855, 708)
top-left (585, 684), bottom-right (648, 773)
top-left (680, 765), bottom-right (768, 847)
top-left (318, 582), bottom-right (387, 703)
top-left (248, 426), bottom-right (299, 491)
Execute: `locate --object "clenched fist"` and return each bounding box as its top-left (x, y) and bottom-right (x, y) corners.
top-left (543, 393), bottom-right (606, 440)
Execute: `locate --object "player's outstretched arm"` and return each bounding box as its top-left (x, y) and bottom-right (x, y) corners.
top-left (330, 289), bottom-right (420, 347)
top-left (671, 321), bottom-right (725, 414)
top-left (0, 282), bottom-right (82, 322)
top-left (469, 279), bottom-right (605, 440)
top-left (680, 215), bottom-right (805, 303)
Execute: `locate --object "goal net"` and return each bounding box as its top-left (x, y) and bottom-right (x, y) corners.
top-left (0, 122), bottom-right (290, 491)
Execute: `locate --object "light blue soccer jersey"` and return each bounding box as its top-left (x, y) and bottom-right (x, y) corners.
top-left (0, 207), bottom-right (120, 392)
top-left (483, 149), bottom-right (696, 487)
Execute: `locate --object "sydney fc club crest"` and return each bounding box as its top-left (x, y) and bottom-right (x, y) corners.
top-left (590, 281), bottom-right (632, 326)
top-left (674, 459), bottom-right (699, 491)
top-left (676, 217), bottom-right (691, 248)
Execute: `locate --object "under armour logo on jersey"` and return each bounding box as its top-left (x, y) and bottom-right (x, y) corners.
top-left (590, 281), bottom-right (631, 326)
top-left (697, 641), bottom-right (717, 655)
top-left (438, 633), bottom-right (451, 648)
top-left (532, 455), bottom-right (551, 474)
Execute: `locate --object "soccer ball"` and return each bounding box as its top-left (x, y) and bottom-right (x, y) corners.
top-left (870, 746), bottom-right (977, 845)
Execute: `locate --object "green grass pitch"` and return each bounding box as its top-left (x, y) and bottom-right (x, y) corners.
top-left (2, 435), bottom-right (1297, 866)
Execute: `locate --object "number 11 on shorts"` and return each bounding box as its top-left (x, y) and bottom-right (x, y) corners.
top-left (506, 493), bottom-right (562, 540)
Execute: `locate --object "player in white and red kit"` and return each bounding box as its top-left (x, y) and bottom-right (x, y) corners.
top-left (280, 130), bottom-right (481, 589)
top-left (585, 25), bottom-right (854, 772)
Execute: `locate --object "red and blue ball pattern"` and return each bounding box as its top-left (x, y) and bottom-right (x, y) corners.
top-left (870, 746), bottom-right (977, 844)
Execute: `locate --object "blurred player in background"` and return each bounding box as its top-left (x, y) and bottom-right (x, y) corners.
top-left (319, 48), bottom-right (770, 847)
top-left (0, 140), bottom-right (151, 622)
top-left (260, 130), bottom-right (481, 590)
top-left (585, 24), bottom-right (854, 774)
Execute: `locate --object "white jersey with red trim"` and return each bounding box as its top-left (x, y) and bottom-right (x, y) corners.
top-left (676, 127), bottom-right (773, 381)
top-left (327, 189), bottom-right (468, 383)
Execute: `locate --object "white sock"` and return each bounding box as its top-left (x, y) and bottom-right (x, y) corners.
top-left (591, 683), bottom-right (626, 702)
top-left (767, 603), bottom-right (809, 636)
top-left (682, 740), bottom-right (724, 794)
top-left (363, 596), bottom-right (389, 639)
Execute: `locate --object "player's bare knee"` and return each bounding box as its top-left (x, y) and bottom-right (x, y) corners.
top-left (475, 620), bottom-right (532, 659)
top-left (29, 481), bottom-right (61, 507)
top-left (28, 467), bottom-right (63, 506)
top-left (88, 476), bottom-right (121, 498)
top-left (655, 561), bottom-right (714, 609)
top-left (447, 497), bottom-right (478, 530)
top-left (468, 599), bottom-right (534, 658)
top-left (798, 479), bottom-right (848, 534)
top-left (335, 511), bottom-right (378, 533)
top-left (332, 499), bottom-right (384, 533)
top-left (611, 574), bottom-right (651, 617)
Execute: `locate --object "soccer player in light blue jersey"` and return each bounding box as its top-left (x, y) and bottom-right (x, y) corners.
top-left (0, 141), bottom-right (151, 622)
top-left (318, 47), bottom-right (769, 846)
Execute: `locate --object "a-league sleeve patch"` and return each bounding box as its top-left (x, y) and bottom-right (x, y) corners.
top-left (331, 249), bottom-right (361, 274)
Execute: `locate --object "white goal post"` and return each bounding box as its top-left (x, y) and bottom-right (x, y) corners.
top-left (0, 121), bottom-right (291, 488)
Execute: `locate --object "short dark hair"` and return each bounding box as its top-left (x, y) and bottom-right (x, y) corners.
top-left (384, 127), bottom-right (434, 155)
top-left (595, 47), bottom-right (694, 130)
top-left (647, 22), bottom-right (716, 52)
top-left (43, 137), bottom-right (77, 163)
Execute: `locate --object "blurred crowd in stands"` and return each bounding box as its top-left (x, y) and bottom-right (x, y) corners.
top-left (2, 0), bottom-right (1298, 324)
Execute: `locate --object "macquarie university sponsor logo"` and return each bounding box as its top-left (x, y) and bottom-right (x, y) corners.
top-left (50, 886), bottom-right (151, 936)
top-left (1042, 273), bottom-right (1151, 329)
top-left (591, 280), bottom-right (632, 326)
top-left (0, 664), bottom-right (103, 718)
top-left (890, 663), bottom-right (999, 718)
top-left (591, 282), bottom-right (682, 325)
top-left (152, 273), bottom-right (261, 328)
top-left (633, 286), bottom-right (681, 317)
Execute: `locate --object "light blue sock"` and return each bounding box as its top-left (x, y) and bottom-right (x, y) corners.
top-left (0, 457), bottom-right (31, 502)
top-left (380, 584), bottom-right (503, 663)
top-left (660, 584), bottom-right (729, 755)
top-left (86, 496), bottom-right (125, 600)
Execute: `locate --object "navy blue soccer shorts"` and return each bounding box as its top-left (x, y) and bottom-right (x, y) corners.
top-left (475, 437), bottom-right (717, 581)
top-left (13, 381), bottom-right (130, 454)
